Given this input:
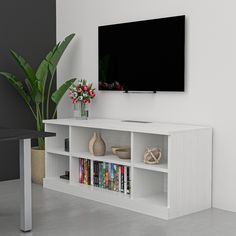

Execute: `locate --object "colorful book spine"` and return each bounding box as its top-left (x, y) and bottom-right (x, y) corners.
top-left (118, 166), bottom-right (121, 192)
top-left (124, 166), bottom-right (127, 194)
top-left (105, 163), bottom-right (109, 189)
top-left (84, 159), bottom-right (87, 184)
top-left (127, 167), bottom-right (130, 194)
top-left (90, 160), bottom-right (94, 186)
top-left (80, 159), bottom-right (84, 184)
top-left (101, 162), bottom-right (105, 188)
top-left (79, 159), bottom-right (82, 183)
top-left (98, 162), bottom-right (102, 187)
top-left (94, 161), bottom-right (99, 187)
top-left (120, 165), bottom-right (124, 193)
top-left (78, 159), bottom-right (131, 194)
top-left (87, 159), bottom-right (90, 185)
top-left (109, 163), bottom-right (114, 190)
top-left (114, 165), bottom-right (119, 192)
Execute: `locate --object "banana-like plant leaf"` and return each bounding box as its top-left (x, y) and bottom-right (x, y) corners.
top-left (25, 78), bottom-right (42, 104)
top-left (46, 34), bottom-right (75, 76)
top-left (51, 78), bottom-right (76, 105)
top-left (10, 50), bottom-right (37, 86)
top-left (45, 42), bottom-right (60, 67)
top-left (10, 50), bottom-right (41, 102)
top-left (0, 72), bottom-right (31, 105)
top-left (36, 59), bottom-right (48, 93)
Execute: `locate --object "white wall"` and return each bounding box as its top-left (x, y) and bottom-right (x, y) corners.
top-left (56, 0), bottom-right (236, 211)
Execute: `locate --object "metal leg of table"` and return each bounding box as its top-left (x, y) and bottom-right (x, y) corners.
top-left (19, 139), bottom-right (32, 232)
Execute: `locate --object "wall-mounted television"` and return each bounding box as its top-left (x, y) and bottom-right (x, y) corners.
top-left (98, 15), bottom-right (185, 92)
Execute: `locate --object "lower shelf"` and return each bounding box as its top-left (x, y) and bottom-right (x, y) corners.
top-left (43, 177), bottom-right (169, 219)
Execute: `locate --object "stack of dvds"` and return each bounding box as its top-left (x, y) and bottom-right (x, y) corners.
top-left (78, 158), bottom-right (131, 194)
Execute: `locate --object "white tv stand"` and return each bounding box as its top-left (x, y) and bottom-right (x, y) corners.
top-left (43, 118), bottom-right (212, 220)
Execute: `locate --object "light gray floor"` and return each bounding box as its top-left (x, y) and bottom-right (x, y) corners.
top-left (0, 180), bottom-right (236, 236)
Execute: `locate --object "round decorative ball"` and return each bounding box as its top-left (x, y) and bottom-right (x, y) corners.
top-left (144, 147), bottom-right (162, 164)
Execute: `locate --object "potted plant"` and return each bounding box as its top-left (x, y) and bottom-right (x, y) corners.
top-left (0, 33), bottom-right (76, 184)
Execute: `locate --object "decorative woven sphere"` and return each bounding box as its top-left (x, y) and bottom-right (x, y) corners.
top-left (144, 147), bottom-right (162, 164)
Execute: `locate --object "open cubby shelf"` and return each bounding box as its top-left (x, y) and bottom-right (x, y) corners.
top-left (44, 118), bottom-right (212, 220)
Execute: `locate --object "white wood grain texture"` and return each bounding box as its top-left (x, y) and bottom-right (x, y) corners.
top-left (43, 118), bottom-right (209, 135)
top-left (168, 128), bottom-right (212, 219)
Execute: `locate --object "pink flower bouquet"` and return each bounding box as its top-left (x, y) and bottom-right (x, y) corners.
top-left (68, 79), bottom-right (96, 104)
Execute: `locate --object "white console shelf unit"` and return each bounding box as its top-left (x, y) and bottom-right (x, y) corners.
top-left (43, 118), bottom-right (212, 220)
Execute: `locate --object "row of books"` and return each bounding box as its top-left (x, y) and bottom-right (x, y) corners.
top-left (79, 158), bottom-right (131, 194)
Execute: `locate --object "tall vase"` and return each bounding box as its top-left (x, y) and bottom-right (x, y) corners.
top-left (93, 132), bottom-right (106, 156)
top-left (73, 102), bottom-right (88, 120)
top-left (89, 132), bottom-right (97, 154)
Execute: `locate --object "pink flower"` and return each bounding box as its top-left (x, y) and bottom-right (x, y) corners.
top-left (88, 90), bottom-right (96, 97)
top-left (72, 99), bottom-right (78, 104)
top-left (83, 85), bottom-right (88, 91)
top-left (83, 99), bottom-right (90, 104)
top-left (78, 88), bottom-right (82, 93)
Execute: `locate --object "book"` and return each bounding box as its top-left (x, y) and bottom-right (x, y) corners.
top-left (87, 159), bottom-right (91, 185)
top-left (124, 166), bottom-right (127, 194)
top-left (78, 159), bottom-right (129, 194)
top-left (90, 160), bottom-right (94, 186)
top-left (105, 163), bottom-right (109, 189)
top-left (94, 161), bottom-right (99, 187)
top-left (114, 164), bottom-right (119, 192)
top-left (84, 159), bottom-right (87, 185)
top-left (109, 163), bottom-right (115, 190)
top-left (99, 162), bottom-right (102, 187)
top-left (120, 165), bottom-right (124, 193)
top-left (101, 162), bottom-right (105, 188)
top-left (80, 159), bottom-right (84, 184)
top-left (118, 166), bottom-right (121, 192)
top-left (127, 167), bottom-right (130, 194)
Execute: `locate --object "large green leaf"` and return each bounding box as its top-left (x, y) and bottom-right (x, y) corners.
top-left (10, 50), bottom-right (37, 86)
top-left (51, 78), bottom-right (76, 105)
top-left (46, 34), bottom-right (75, 76)
top-left (0, 72), bottom-right (31, 105)
top-left (25, 78), bottom-right (42, 104)
top-left (36, 59), bottom-right (48, 93)
top-left (10, 50), bottom-right (40, 103)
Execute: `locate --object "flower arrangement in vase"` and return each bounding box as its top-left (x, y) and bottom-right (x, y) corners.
top-left (68, 79), bottom-right (96, 119)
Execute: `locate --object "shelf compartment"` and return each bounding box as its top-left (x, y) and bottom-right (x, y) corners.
top-left (45, 124), bottom-right (69, 150)
top-left (71, 151), bottom-right (131, 166)
top-left (43, 177), bottom-right (168, 219)
top-left (132, 168), bottom-right (168, 207)
top-left (134, 162), bottom-right (168, 173)
top-left (132, 132), bottom-right (168, 166)
top-left (70, 127), bottom-right (131, 154)
top-left (44, 177), bottom-right (130, 200)
top-left (45, 153), bottom-right (69, 179)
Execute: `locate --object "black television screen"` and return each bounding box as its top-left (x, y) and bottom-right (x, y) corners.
top-left (98, 15), bottom-right (185, 92)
